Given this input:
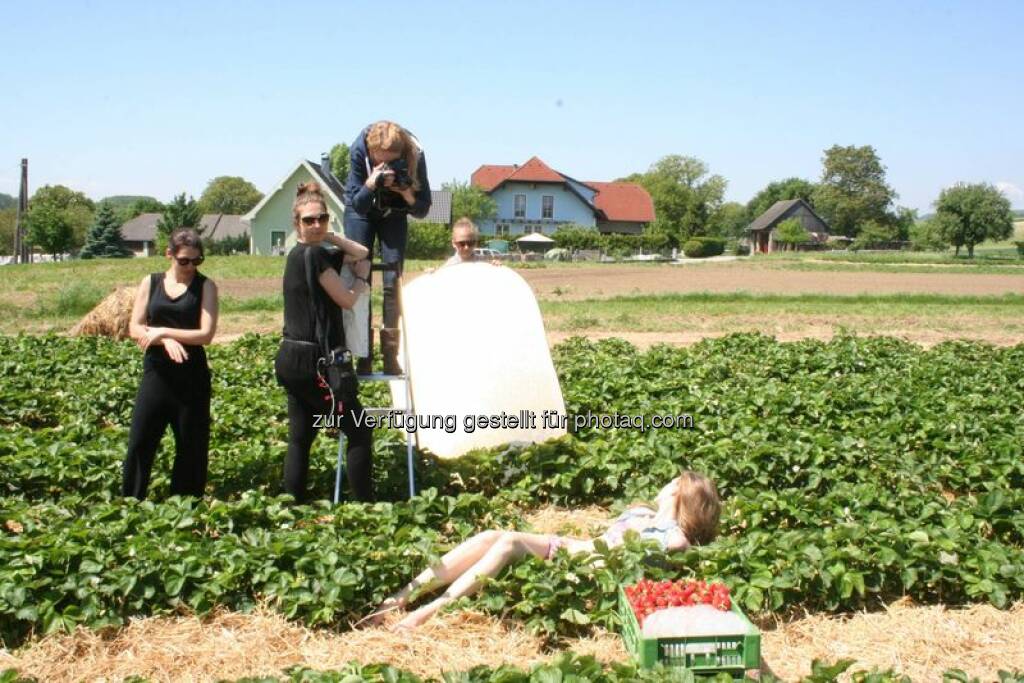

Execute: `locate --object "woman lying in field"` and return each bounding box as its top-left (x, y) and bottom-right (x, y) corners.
top-left (367, 470), bottom-right (721, 630)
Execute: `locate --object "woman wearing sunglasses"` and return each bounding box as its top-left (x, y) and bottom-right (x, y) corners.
top-left (123, 228), bottom-right (219, 500)
top-left (275, 182), bottom-right (375, 502)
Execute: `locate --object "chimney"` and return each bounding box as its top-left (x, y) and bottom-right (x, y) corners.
top-left (321, 152), bottom-right (332, 179)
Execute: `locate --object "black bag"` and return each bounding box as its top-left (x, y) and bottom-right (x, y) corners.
top-left (304, 247), bottom-right (358, 410)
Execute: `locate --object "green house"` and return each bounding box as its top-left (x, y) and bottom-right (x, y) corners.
top-left (244, 155), bottom-right (346, 255)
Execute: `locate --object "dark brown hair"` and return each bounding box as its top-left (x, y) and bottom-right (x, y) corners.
top-left (293, 181), bottom-right (327, 226)
top-left (169, 228), bottom-right (204, 257)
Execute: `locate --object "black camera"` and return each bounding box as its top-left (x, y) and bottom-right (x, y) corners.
top-left (375, 158), bottom-right (412, 190)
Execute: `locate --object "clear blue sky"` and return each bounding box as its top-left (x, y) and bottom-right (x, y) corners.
top-left (2, 1), bottom-right (1022, 212)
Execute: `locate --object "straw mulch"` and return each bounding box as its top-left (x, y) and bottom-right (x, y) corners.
top-left (1, 600), bottom-right (1021, 682)
top-left (0, 608), bottom-right (624, 682)
top-left (760, 598), bottom-right (1024, 681)
top-left (70, 286), bottom-right (136, 340)
top-left (524, 504), bottom-right (610, 537)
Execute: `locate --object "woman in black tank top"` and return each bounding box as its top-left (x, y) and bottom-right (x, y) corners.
top-left (123, 228), bottom-right (219, 500)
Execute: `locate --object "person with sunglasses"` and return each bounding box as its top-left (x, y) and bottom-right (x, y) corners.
top-left (440, 217), bottom-right (502, 268)
top-left (123, 228), bottom-right (219, 499)
top-left (343, 120), bottom-right (431, 376)
top-left (276, 182), bottom-right (375, 502)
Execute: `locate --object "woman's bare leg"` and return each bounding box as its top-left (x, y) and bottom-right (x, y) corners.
top-left (394, 531), bottom-right (551, 629)
top-left (364, 530), bottom-right (507, 624)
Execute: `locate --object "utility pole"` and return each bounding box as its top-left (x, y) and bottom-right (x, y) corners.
top-left (13, 158), bottom-right (30, 264)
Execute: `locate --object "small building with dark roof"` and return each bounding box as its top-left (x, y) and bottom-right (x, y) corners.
top-left (245, 154), bottom-right (452, 255)
top-left (119, 212), bottom-right (250, 256)
top-left (746, 198), bottom-right (830, 254)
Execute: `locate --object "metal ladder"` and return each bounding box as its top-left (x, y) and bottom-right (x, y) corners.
top-left (333, 262), bottom-right (417, 503)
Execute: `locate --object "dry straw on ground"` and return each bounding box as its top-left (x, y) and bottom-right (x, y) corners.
top-left (2, 601), bottom-right (1021, 682)
top-left (69, 286), bottom-right (136, 340)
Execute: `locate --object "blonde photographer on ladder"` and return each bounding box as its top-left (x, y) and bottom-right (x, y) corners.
top-left (342, 120), bottom-right (432, 376)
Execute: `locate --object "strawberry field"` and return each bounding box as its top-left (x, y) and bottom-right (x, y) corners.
top-left (1, 333), bottom-right (1023, 680)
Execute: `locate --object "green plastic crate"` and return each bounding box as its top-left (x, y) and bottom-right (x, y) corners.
top-left (618, 585), bottom-right (761, 678)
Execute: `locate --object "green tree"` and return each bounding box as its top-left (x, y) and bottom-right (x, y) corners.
top-left (330, 143), bottom-right (351, 181)
top-left (405, 222), bottom-right (450, 259)
top-left (746, 177), bottom-right (817, 220)
top-left (0, 207), bottom-right (16, 254)
top-left (707, 201), bottom-right (750, 238)
top-left (812, 145), bottom-right (897, 237)
top-left (0, 193), bottom-right (15, 210)
top-left (773, 218), bottom-right (812, 250)
top-left (909, 217), bottom-right (949, 252)
top-left (851, 220), bottom-right (900, 250)
top-left (443, 179), bottom-right (498, 223)
top-left (198, 176), bottom-right (263, 215)
top-left (621, 155), bottom-right (726, 243)
top-left (26, 185), bottom-right (95, 250)
top-left (26, 203), bottom-right (74, 258)
top-left (80, 203), bottom-right (133, 259)
top-left (933, 182), bottom-right (1014, 257)
top-left (156, 193), bottom-right (202, 253)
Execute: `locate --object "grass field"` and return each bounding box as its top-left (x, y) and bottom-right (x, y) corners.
top-left (2, 252), bottom-right (1023, 346)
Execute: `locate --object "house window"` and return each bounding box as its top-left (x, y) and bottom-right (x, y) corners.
top-left (542, 195), bottom-right (554, 219)
top-left (514, 194), bottom-right (526, 218)
top-left (496, 224), bottom-right (510, 236)
top-left (271, 231), bottom-right (286, 255)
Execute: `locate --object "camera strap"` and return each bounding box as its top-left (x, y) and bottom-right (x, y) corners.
top-left (304, 246), bottom-right (345, 414)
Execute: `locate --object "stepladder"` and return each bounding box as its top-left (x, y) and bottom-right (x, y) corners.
top-left (334, 261), bottom-right (417, 503)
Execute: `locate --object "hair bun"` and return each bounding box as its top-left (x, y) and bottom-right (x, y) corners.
top-left (296, 181), bottom-right (322, 196)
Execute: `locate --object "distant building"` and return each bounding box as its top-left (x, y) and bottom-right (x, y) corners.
top-left (120, 213), bottom-right (248, 256)
top-left (746, 199), bottom-right (830, 254)
top-left (470, 156), bottom-right (654, 236)
top-left (245, 154), bottom-right (452, 255)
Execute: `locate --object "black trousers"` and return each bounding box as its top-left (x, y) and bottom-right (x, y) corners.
top-left (123, 358), bottom-right (211, 500)
top-left (275, 341), bottom-right (374, 502)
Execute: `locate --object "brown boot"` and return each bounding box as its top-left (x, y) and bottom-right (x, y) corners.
top-left (381, 329), bottom-right (403, 376)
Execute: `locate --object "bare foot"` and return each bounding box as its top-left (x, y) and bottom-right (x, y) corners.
top-left (392, 603), bottom-right (436, 630)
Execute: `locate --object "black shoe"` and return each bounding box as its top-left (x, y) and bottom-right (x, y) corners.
top-left (356, 356), bottom-right (373, 376)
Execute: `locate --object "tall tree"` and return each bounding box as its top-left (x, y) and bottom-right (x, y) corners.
top-left (198, 176), bottom-right (263, 215)
top-left (26, 203), bottom-right (74, 258)
top-left (100, 195), bottom-right (163, 223)
top-left (933, 182), bottom-right (1014, 257)
top-left (707, 201), bottom-right (750, 239)
top-left (622, 155), bottom-right (726, 243)
top-left (156, 193), bottom-right (202, 253)
top-left (0, 193), bottom-right (15, 210)
top-left (26, 185), bottom-right (95, 250)
top-left (746, 177), bottom-right (817, 220)
top-left (812, 145), bottom-right (897, 237)
top-left (80, 203), bottom-right (133, 259)
top-left (443, 179), bottom-right (497, 223)
top-left (330, 143), bottom-right (351, 181)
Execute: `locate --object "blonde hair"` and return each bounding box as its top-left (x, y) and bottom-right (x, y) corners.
top-left (673, 471), bottom-right (721, 546)
top-left (293, 181), bottom-right (326, 228)
top-left (365, 120), bottom-right (421, 191)
top-left (452, 217), bottom-right (478, 239)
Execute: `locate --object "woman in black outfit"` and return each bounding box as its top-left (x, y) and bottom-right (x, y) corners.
top-left (275, 181), bottom-right (375, 502)
top-left (124, 228), bottom-right (219, 499)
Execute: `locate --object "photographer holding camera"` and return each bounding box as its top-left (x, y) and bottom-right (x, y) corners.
top-left (343, 120), bottom-right (431, 376)
top-left (275, 181), bottom-right (375, 502)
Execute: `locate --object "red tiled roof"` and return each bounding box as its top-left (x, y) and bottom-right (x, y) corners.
top-left (505, 156), bottom-right (565, 184)
top-left (471, 165), bottom-right (516, 192)
top-left (587, 182), bottom-right (655, 223)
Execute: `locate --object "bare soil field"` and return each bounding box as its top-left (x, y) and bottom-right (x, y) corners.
top-left (511, 263), bottom-right (1024, 300)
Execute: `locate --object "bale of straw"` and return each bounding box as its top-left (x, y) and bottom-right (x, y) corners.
top-left (69, 286), bottom-right (137, 340)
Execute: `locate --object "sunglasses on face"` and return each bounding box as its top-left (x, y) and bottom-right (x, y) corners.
top-left (455, 240), bottom-right (477, 248)
top-left (175, 256), bottom-right (204, 266)
top-left (300, 213), bottom-right (330, 226)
